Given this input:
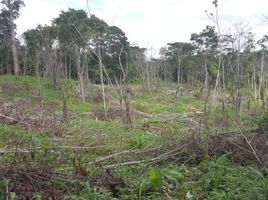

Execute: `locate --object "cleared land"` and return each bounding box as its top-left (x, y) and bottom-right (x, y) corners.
top-left (0, 76), bottom-right (267, 199)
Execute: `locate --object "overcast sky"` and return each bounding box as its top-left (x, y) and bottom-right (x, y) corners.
top-left (16, 0), bottom-right (268, 55)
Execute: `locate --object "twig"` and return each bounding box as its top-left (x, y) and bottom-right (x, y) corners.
top-left (88, 146), bottom-right (162, 166)
top-left (104, 160), bottom-right (146, 169)
top-left (238, 127), bottom-right (262, 165)
top-left (0, 145), bottom-right (117, 153)
top-left (135, 111), bottom-right (203, 118)
top-left (0, 113), bottom-right (31, 127)
top-left (215, 135), bottom-right (254, 154)
top-left (103, 141), bottom-right (194, 169)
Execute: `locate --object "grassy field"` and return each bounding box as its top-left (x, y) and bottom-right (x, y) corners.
top-left (0, 76), bottom-right (267, 199)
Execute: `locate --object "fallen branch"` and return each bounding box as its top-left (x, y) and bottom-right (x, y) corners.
top-left (135, 111), bottom-right (203, 118)
top-left (0, 113), bottom-right (31, 127)
top-left (0, 145), bottom-right (117, 153)
top-left (88, 146), bottom-right (162, 166)
top-left (103, 141), bottom-right (194, 169)
top-left (136, 110), bottom-right (204, 129)
top-left (238, 127), bottom-right (262, 165)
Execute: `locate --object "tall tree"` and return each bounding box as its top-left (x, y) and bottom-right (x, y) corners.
top-left (191, 25), bottom-right (218, 100)
top-left (206, 0), bottom-right (224, 112)
top-left (54, 9), bottom-right (91, 100)
top-left (257, 34), bottom-right (268, 106)
top-left (160, 42), bottom-right (194, 84)
top-left (23, 28), bottom-right (43, 76)
top-left (0, 9), bottom-right (11, 74)
top-left (103, 25), bottom-right (130, 82)
top-left (0, 0), bottom-right (24, 75)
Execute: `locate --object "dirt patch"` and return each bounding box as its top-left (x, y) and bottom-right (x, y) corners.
top-left (214, 117), bottom-right (230, 128)
top-left (94, 110), bottom-right (124, 121)
top-left (1, 167), bottom-right (65, 199)
top-left (89, 170), bottom-right (125, 197)
top-left (94, 109), bottom-right (142, 122)
top-left (207, 131), bottom-right (268, 166)
top-left (0, 98), bottom-right (62, 135)
top-left (0, 165), bottom-right (125, 199)
top-left (0, 81), bottom-right (29, 95)
top-left (160, 130), bottom-right (268, 167)
top-left (87, 92), bottom-right (104, 103)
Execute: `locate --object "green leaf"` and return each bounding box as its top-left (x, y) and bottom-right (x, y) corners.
top-left (215, 154), bottom-right (229, 166)
top-left (165, 169), bottom-right (184, 186)
top-left (149, 167), bottom-right (162, 190)
top-left (263, 177), bottom-right (268, 195)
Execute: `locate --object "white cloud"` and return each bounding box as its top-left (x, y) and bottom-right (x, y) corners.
top-left (16, 0), bottom-right (87, 35)
top-left (16, 0), bottom-right (268, 55)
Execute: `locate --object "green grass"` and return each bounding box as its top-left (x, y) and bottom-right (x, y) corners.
top-left (90, 155), bottom-right (268, 199)
top-left (133, 92), bottom-right (200, 114)
top-left (0, 124), bottom-right (34, 147)
top-left (0, 75), bottom-right (267, 199)
top-left (0, 75), bottom-right (94, 113)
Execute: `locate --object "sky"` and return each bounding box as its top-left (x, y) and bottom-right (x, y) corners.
top-left (16, 0), bottom-right (268, 56)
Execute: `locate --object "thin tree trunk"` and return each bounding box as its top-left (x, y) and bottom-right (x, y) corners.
top-left (235, 53), bottom-right (242, 122)
top-left (146, 62), bottom-right (151, 93)
top-left (177, 53), bottom-right (181, 85)
top-left (204, 54), bottom-right (209, 98)
top-left (35, 52), bottom-right (40, 77)
top-left (1, 51), bottom-right (4, 74)
top-left (98, 42), bottom-right (107, 118)
top-left (23, 50), bottom-right (27, 76)
top-left (259, 50), bottom-right (265, 107)
top-left (68, 52), bottom-right (72, 79)
top-left (204, 54), bottom-right (209, 112)
top-left (9, 12), bottom-right (20, 75)
top-left (52, 49), bottom-right (58, 88)
top-left (64, 53), bottom-right (67, 78)
top-left (253, 61), bottom-right (257, 98)
top-left (75, 47), bottom-right (85, 102)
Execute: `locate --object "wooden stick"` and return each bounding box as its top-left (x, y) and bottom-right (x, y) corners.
top-left (0, 113), bottom-right (31, 127)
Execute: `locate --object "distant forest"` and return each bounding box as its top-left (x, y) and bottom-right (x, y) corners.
top-left (1, 0), bottom-right (268, 114)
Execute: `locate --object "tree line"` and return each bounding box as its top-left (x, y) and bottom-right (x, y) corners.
top-left (1, 0), bottom-right (268, 114)
top-left (0, 0), bottom-right (146, 84)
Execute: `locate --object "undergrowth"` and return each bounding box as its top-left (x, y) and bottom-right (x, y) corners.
top-left (0, 76), bottom-right (267, 199)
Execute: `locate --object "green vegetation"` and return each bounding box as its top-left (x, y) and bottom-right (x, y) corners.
top-left (0, 76), bottom-right (267, 199)
top-left (1, 0), bottom-right (268, 198)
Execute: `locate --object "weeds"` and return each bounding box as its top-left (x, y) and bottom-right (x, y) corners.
top-left (0, 76), bottom-right (268, 199)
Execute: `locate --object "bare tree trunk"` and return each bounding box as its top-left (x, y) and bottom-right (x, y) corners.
top-left (176, 53), bottom-right (182, 99)
top-left (124, 88), bottom-right (132, 129)
top-left (118, 45), bottom-right (126, 82)
top-left (75, 47), bottom-right (85, 102)
top-left (98, 42), bottom-right (107, 118)
top-left (204, 54), bottom-right (209, 98)
top-left (212, 51), bottom-right (222, 105)
top-left (23, 50), bottom-right (27, 76)
top-left (59, 85), bottom-right (68, 122)
top-left (70, 53), bottom-right (73, 79)
top-left (259, 50), bottom-right (265, 107)
top-left (6, 49), bottom-right (11, 74)
top-left (35, 52), bottom-right (40, 77)
top-left (222, 55), bottom-right (225, 90)
top-left (235, 53), bottom-right (242, 122)
top-left (253, 61), bottom-right (257, 99)
top-left (9, 13), bottom-right (20, 75)
top-left (177, 53), bottom-right (181, 85)
top-left (208, 2), bottom-right (222, 111)
top-left (63, 52), bottom-right (67, 78)
top-left (146, 62), bottom-right (151, 93)
top-left (204, 54), bottom-right (209, 112)
top-left (52, 49), bottom-right (58, 88)
top-left (1, 51), bottom-right (4, 74)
